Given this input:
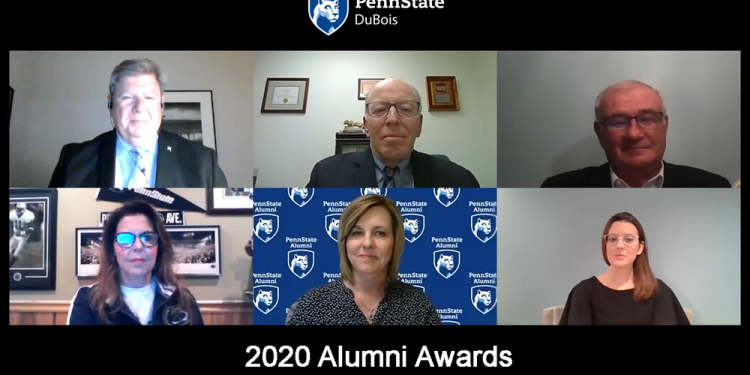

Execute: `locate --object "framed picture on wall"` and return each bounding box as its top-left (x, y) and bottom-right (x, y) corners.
top-left (206, 188), bottom-right (253, 215)
top-left (9, 86), bottom-right (14, 126)
top-left (75, 225), bottom-right (222, 277)
top-left (260, 78), bottom-right (309, 114)
top-left (425, 76), bottom-right (460, 111)
top-left (335, 131), bottom-right (370, 155)
top-left (10, 188), bottom-right (59, 290)
top-left (162, 90), bottom-right (218, 153)
top-left (75, 227), bottom-right (103, 277)
top-left (358, 78), bottom-right (384, 100)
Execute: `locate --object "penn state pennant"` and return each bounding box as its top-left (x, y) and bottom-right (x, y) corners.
top-left (95, 188), bottom-right (206, 213)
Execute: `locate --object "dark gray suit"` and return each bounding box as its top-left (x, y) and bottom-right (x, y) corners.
top-left (48, 130), bottom-right (228, 188)
top-left (306, 148), bottom-right (480, 188)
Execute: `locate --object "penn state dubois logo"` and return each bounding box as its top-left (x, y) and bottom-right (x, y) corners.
top-left (309, 0), bottom-right (349, 36)
top-left (288, 188), bottom-right (315, 207)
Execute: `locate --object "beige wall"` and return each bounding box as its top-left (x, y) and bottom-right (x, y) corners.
top-left (9, 188), bottom-right (252, 303)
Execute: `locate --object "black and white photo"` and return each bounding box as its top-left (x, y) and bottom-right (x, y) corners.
top-left (162, 90), bottom-right (217, 151)
top-left (9, 189), bottom-right (57, 290)
top-left (206, 188), bottom-right (253, 215)
top-left (169, 226), bottom-right (221, 277)
top-left (75, 228), bottom-right (103, 277)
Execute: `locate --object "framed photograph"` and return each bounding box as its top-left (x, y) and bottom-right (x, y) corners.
top-left (75, 227), bottom-right (103, 277)
top-left (335, 132), bottom-right (370, 155)
top-left (425, 76), bottom-right (460, 111)
top-left (358, 78), bottom-right (384, 100)
top-left (206, 188), bottom-right (253, 215)
top-left (9, 86), bottom-right (14, 125)
top-left (9, 188), bottom-right (58, 290)
top-left (75, 225), bottom-right (222, 277)
top-left (162, 90), bottom-right (218, 152)
top-left (261, 78), bottom-right (309, 114)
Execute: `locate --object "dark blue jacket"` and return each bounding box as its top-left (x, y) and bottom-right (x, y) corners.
top-left (67, 282), bottom-right (204, 325)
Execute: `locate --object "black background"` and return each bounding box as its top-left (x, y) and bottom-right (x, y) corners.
top-left (12, 325), bottom-right (741, 370)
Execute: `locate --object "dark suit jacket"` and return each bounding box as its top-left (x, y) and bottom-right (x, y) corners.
top-left (306, 148), bottom-right (480, 188)
top-left (541, 161), bottom-right (731, 188)
top-left (48, 130), bottom-right (228, 188)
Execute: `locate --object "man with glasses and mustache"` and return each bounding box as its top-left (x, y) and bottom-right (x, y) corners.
top-left (541, 80), bottom-right (731, 188)
top-left (305, 78), bottom-right (480, 188)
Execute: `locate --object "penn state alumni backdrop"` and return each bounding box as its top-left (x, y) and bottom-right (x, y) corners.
top-left (252, 188), bottom-right (498, 325)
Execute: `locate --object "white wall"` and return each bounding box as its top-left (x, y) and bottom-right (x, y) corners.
top-left (496, 51), bottom-right (741, 187)
top-left (253, 51), bottom-right (497, 188)
top-left (9, 51), bottom-right (254, 188)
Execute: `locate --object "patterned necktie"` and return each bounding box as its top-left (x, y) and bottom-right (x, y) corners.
top-left (381, 166), bottom-right (399, 189)
top-left (127, 148), bottom-right (150, 188)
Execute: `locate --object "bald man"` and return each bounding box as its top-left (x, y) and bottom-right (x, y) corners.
top-left (306, 78), bottom-right (479, 188)
top-left (541, 80), bottom-right (731, 188)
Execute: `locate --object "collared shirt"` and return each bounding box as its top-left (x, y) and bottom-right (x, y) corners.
top-left (114, 132), bottom-right (159, 188)
top-left (611, 161), bottom-right (665, 188)
top-left (372, 153), bottom-right (414, 188)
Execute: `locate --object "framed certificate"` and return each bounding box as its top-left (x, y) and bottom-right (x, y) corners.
top-left (261, 78), bottom-right (310, 114)
top-left (425, 76), bottom-right (460, 111)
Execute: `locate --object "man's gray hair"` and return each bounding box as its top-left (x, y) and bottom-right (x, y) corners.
top-left (594, 80), bottom-right (666, 120)
top-left (364, 78), bottom-right (422, 114)
top-left (109, 59), bottom-right (167, 99)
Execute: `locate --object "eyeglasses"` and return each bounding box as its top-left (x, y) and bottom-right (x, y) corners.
top-left (366, 101), bottom-right (421, 118)
top-left (603, 234), bottom-right (639, 246)
top-left (115, 231), bottom-right (159, 248)
top-left (599, 111), bottom-right (665, 130)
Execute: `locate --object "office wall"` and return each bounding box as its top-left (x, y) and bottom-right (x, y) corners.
top-left (496, 51), bottom-right (741, 187)
top-left (9, 188), bottom-right (253, 303)
top-left (9, 51), bottom-right (254, 188)
top-left (496, 188), bottom-right (741, 325)
top-left (253, 51), bottom-right (497, 188)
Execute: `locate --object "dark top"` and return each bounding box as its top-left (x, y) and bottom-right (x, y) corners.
top-left (306, 147), bottom-right (480, 188)
top-left (559, 276), bottom-right (691, 325)
top-left (287, 280), bottom-right (442, 325)
top-left (48, 130), bottom-right (228, 188)
top-left (67, 282), bottom-right (204, 325)
top-left (541, 161), bottom-right (731, 188)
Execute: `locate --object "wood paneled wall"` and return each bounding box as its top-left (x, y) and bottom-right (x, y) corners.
top-left (9, 300), bottom-right (253, 325)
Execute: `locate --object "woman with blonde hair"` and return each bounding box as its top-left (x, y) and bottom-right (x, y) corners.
top-left (559, 212), bottom-right (690, 325)
top-left (287, 194), bottom-right (441, 325)
top-left (67, 200), bottom-right (203, 325)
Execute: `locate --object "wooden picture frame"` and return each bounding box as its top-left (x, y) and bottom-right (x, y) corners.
top-left (206, 188), bottom-right (254, 215)
top-left (75, 225), bottom-right (222, 277)
top-left (335, 132), bottom-right (370, 155)
top-left (162, 90), bottom-right (218, 152)
top-left (358, 78), bottom-right (384, 100)
top-left (10, 188), bottom-right (58, 290)
top-left (261, 78), bottom-right (309, 114)
top-left (425, 76), bottom-right (460, 111)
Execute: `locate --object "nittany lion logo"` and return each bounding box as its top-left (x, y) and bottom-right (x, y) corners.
top-left (433, 250), bottom-right (460, 279)
top-left (442, 320), bottom-right (460, 325)
top-left (288, 188), bottom-right (314, 207)
top-left (253, 285), bottom-right (280, 315)
top-left (360, 188), bottom-right (387, 196)
top-left (433, 188), bottom-right (460, 207)
top-left (288, 250), bottom-right (315, 279)
top-left (470, 214), bottom-right (497, 243)
top-left (254, 214), bottom-right (280, 243)
top-left (308, 0), bottom-right (348, 36)
top-left (402, 214), bottom-right (425, 243)
top-left (470, 285), bottom-right (497, 315)
top-left (324, 214), bottom-right (341, 242)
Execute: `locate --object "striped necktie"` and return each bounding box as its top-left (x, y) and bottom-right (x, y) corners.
top-left (381, 166), bottom-right (399, 188)
top-left (126, 148), bottom-right (150, 188)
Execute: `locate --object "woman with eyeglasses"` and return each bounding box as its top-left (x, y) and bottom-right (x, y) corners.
top-left (67, 200), bottom-right (204, 325)
top-left (558, 212), bottom-right (690, 325)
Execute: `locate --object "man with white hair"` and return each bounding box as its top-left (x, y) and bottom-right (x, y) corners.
top-left (306, 78), bottom-right (480, 188)
top-left (542, 80), bottom-right (730, 188)
top-left (9, 203), bottom-right (35, 266)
